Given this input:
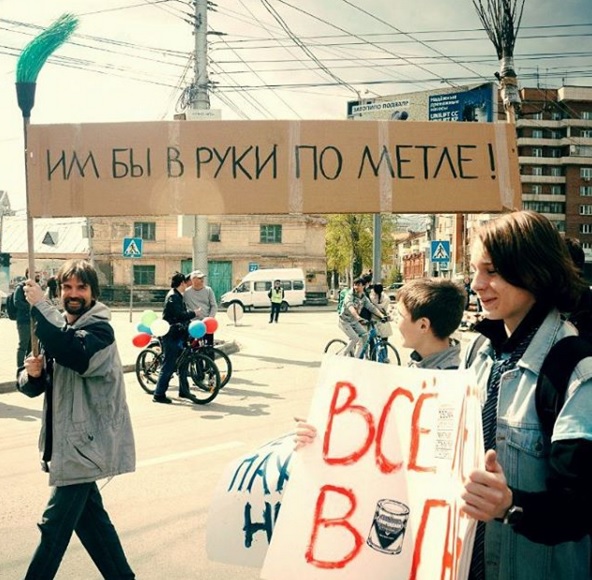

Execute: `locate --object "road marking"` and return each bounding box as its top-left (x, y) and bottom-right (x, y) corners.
top-left (137, 441), bottom-right (245, 468)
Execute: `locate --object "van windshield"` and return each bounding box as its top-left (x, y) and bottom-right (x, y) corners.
top-left (235, 282), bottom-right (249, 293)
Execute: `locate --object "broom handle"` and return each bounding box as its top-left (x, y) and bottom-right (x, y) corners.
top-left (23, 115), bottom-right (39, 357)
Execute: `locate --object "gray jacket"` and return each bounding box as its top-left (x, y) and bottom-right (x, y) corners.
top-left (17, 300), bottom-right (136, 487)
top-left (408, 339), bottom-right (461, 370)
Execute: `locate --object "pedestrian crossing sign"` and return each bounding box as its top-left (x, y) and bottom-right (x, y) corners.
top-left (122, 237), bottom-right (143, 258)
top-left (430, 240), bottom-right (450, 263)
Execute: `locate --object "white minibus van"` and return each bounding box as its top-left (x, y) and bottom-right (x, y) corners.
top-left (221, 268), bottom-right (306, 313)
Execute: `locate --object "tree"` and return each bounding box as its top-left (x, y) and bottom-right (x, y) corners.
top-left (326, 213), bottom-right (397, 286)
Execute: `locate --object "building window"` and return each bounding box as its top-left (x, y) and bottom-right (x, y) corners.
top-left (208, 223), bottom-right (221, 242)
top-left (582, 130), bottom-right (592, 138)
top-left (532, 112), bottom-right (543, 120)
top-left (549, 130), bottom-right (562, 139)
top-left (550, 148), bottom-right (562, 158)
top-left (532, 166), bottom-right (543, 176)
top-left (134, 222), bottom-right (156, 241)
top-left (550, 167), bottom-right (562, 177)
top-left (260, 224), bottom-right (282, 244)
top-left (582, 112), bottom-right (592, 120)
top-left (581, 186), bottom-right (592, 196)
top-left (580, 205), bottom-right (592, 216)
top-left (532, 147), bottom-right (543, 157)
top-left (523, 201), bottom-right (565, 214)
top-left (134, 265), bottom-right (155, 285)
top-left (532, 129), bottom-right (543, 139)
top-left (531, 184), bottom-right (542, 194)
top-left (581, 168), bottom-right (592, 180)
top-left (551, 112), bottom-right (562, 120)
top-left (581, 223), bottom-right (592, 234)
top-left (551, 185), bottom-right (563, 195)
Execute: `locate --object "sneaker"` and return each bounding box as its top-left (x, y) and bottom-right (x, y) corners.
top-left (152, 394), bottom-right (172, 404)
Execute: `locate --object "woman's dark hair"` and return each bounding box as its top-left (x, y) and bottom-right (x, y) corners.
top-left (373, 284), bottom-right (383, 298)
top-left (57, 260), bottom-right (100, 300)
top-left (476, 210), bottom-right (587, 311)
top-left (171, 272), bottom-right (186, 289)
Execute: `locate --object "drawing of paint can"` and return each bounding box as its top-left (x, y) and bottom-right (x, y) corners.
top-left (367, 499), bottom-right (410, 555)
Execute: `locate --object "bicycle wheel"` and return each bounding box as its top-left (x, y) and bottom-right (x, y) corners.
top-left (183, 352), bottom-right (221, 404)
top-left (370, 340), bottom-right (402, 365)
top-left (384, 342), bottom-right (402, 365)
top-left (205, 347), bottom-right (232, 388)
top-left (135, 348), bottom-right (162, 394)
top-left (324, 338), bottom-right (348, 356)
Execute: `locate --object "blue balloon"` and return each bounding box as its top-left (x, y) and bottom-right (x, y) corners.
top-left (137, 323), bottom-right (152, 335)
top-left (188, 320), bottom-right (207, 339)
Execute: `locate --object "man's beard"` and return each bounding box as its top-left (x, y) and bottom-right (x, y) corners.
top-left (63, 297), bottom-right (89, 316)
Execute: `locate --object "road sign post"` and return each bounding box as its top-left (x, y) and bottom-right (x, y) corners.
top-left (123, 237), bottom-right (143, 321)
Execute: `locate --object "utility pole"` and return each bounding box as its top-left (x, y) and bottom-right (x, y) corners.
top-left (189, 0), bottom-right (210, 274)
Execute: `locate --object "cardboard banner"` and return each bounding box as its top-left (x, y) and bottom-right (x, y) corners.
top-left (260, 356), bottom-right (483, 580)
top-left (26, 120), bottom-right (520, 217)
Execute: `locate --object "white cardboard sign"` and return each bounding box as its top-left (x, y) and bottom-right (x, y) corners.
top-left (261, 355), bottom-right (483, 580)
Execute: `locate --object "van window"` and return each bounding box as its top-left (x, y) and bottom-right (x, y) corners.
top-left (236, 282), bottom-right (249, 293)
top-left (293, 280), bottom-right (304, 290)
top-left (281, 281), bottom-right (292, 291)
top-left (254, 281), bottom-right (271, 291)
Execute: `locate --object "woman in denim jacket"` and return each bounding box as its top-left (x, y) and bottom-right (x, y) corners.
top-left (461, 210), bottom-right (592, 579)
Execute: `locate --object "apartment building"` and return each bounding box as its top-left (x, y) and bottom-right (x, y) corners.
top-left (516, 86), bottom-right (592, 272)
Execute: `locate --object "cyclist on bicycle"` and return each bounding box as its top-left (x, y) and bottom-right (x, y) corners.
top-left (339, 277), bottom-right (386, 357)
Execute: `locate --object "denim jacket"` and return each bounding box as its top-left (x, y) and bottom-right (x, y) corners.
top-left (467, 309), bottom-right (592, 579)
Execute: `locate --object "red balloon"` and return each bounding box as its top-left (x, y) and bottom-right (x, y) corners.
top-left (132, 332), bottom-right (151, 348)
top-left (203, 317), bottom-right (218, 334)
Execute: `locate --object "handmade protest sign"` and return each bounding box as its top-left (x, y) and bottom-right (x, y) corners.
top-left (261, 355), bottom-right (483, 580)
top-left (206, 433), bottom-right (294, 568)
top-left (26, 119), bottom-right (519, 217)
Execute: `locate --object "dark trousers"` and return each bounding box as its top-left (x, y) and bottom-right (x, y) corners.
top-left (154, 335), bottom-right (187, 396)
top-left (25, 482), bottom-right (134, 579)
top-left (17, 320), bottom-right (31, 368)
top-left (270, 302), bottom-right (281, 322)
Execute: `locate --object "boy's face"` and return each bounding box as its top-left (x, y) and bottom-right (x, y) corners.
top-left (396, 302), bottom-right (426, 350)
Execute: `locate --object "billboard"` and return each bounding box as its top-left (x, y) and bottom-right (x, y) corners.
top-left (347, 83), bottom-right (496, 123)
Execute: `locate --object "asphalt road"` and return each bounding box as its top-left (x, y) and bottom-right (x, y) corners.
top-left (0, 308), bottom-right (475, 579)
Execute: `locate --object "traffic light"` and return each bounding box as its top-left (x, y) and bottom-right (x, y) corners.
top-left (0, 252), bottom-right (9, 268)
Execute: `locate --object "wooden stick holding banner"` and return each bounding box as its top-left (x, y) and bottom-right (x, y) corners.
top-left (15, 13), bottom-right (78, 354)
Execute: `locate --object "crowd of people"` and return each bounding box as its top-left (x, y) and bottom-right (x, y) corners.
top-left (11, 210), bottom-right (592, 578)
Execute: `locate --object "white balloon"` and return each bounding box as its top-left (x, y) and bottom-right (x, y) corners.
top-left (150, 318), bottom-right (170, 337)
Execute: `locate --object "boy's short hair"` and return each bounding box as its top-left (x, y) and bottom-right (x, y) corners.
top-left (353, 277), bottom-right (365, 286)
top-left (397, 278), bottom-right (466, 340)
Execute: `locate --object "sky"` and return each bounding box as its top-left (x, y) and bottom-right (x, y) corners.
top-left (1, 0), bottom-right (590, 213)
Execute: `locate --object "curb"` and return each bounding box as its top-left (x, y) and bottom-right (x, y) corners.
top-left (0, 340), bottom-right (240, 395)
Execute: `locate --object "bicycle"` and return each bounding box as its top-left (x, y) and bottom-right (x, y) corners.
top-left (324, 319), bottom-right (401, 365)
top-left (135, 339), bottom-right (221, 404)
top-left (137, 336), bottom-right (232, 389)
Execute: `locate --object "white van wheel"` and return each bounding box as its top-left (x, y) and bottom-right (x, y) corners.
top-left (280, 301), bottom-right (289, 313)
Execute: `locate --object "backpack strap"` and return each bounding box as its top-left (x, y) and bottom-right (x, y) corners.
top-left (535, 336), bottom-right (592, 438)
